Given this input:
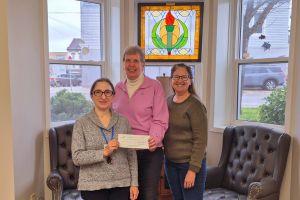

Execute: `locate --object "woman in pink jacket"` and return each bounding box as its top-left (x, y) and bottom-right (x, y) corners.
top-left (112, 45), bottom-right (169, 200)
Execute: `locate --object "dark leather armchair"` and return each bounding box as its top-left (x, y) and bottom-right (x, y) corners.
top-left (46, 122), bottom-right (83, 200)
top-left (204, 125), bottom-right (291, 200)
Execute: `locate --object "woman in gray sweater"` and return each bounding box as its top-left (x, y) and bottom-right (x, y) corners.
top-left (71, 78), bottom-right (139, 200)
top-left (164, 63), bottom-right (208, 200)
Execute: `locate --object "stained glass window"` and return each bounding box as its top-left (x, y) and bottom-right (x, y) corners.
top-left (138, 3), bottom-right (204, 62)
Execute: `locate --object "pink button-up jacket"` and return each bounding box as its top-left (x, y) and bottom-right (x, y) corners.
top-left (111, 75), bottom-right (169, 147)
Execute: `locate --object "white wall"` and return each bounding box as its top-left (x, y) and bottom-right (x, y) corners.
top-left (4, 0), bottom-right (45, 199)
top-left (110, 0), bottom-right (121, 85)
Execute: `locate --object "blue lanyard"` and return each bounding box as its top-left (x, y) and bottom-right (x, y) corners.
top-left (100, 127), bottom-right (114, 144)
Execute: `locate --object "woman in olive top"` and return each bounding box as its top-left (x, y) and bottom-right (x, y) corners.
top-left (164, 63), bottom-right (208, 200)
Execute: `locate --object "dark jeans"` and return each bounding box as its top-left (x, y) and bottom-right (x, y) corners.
top-left (164, 158), bottom-right (207, 200)
top-left (81, 187), bottom-right (130, 200)
top-left (136, 147), bottom-right (164, 200)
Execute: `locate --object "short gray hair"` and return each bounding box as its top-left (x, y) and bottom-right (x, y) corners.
top-left (123, 45), bottom-right (145, 63)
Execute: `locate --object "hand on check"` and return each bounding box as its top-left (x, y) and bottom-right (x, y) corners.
top-left (148, 136), bottom-right (157, 152)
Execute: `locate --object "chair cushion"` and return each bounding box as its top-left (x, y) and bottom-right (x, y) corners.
top-left (204, 188), bottom-right (247, 200)
top-left (62, 189), bottom-right (82, 200)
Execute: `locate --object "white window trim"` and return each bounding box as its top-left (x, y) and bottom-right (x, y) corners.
top-left (209, 0), bottom-right (293, 133)
top-left (209, 0), bottom-right (235, 133)
top-left (49, 59), bottom-right (105, 66)
top-left (44, 0), bottom-right (112, 130)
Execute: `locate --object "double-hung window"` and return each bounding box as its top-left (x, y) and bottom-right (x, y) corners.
top-left (211, 0), bottom-right (292, 131)
top-left (47, 0), bottom-right (104, 124)
top-left (237, 0), bottom-right (291, 126)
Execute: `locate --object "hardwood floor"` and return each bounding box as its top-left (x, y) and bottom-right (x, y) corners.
top-left (159, 195), bottom-right (174, 200)
top-left (159, 163), bottom-right (173, 200)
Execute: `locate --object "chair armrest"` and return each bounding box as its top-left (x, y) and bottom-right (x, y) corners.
top-left (46, 169), bottom-right (63, 200)
top-left (248, 180), bottom-right (277, 199)
top-left (205, 166), bottom-right (225, 189)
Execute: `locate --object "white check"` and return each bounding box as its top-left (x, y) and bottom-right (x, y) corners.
top-left (118, 134), bottom-right (149, 149)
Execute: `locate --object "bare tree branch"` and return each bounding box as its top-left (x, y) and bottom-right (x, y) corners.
top-left (248, 2), bottom-right (274, 34)
top-left (239, 0), bottom-right (290, 115)
top-left (242, 0), bottom-right (291, 55)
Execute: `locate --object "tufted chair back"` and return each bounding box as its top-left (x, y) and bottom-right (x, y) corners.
top-left (47, 122), bottom-right (82, 200)
top-left (49, 122), bottom-right (79, 189)
top-left (221, 125), bottom-right (287, 194)
top-left (204, 125), bottom-right (291, 200)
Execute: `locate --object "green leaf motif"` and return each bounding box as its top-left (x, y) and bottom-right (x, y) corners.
top-left (172, 19), bottom-right (188, 49)
top-left (152, 19), bottom-right (165, 49)
top-left (153, 34), bottom-right (167, 49)
top-left (172, 35), bottom-right (188, 49)
top-left (151, 18), bottom-right (189, 50)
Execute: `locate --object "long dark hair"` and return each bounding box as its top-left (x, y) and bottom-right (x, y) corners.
top-left (170, 63), bottom-right (199, 98)
top-left (90, 78), bottom-right (115, 95)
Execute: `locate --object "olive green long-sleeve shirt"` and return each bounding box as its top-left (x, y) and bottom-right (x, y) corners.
top-left (164, 94), bottom-right (208, 173)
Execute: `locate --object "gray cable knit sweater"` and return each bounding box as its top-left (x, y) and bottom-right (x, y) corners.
top-left (71, 108), bottom-right (138, 191)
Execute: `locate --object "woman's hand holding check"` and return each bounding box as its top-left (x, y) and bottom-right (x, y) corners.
top-left (148, 136), bottom-right (157, 152)
top-left (103, 139), bottom-right (119, 157)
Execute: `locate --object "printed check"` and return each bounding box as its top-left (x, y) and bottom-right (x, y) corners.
top-left (118, 134), bottom-right (149, 149)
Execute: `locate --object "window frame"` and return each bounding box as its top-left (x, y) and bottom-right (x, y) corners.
top-left (44, 0), bottom-right (109, 128)
top-left (137, 2), bottom-right (204, 62)
top-left (209, 0), bottom-right (292, 133)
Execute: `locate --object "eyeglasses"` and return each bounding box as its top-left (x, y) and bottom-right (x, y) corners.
top-left (92, 90), bottom-right (115, 97)
top-left (171, 75), bottom-right (190, 81)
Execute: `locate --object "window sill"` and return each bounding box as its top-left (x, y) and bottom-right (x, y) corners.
top-left (209, 126), bottom-right (227, 133)
top-left (210, 120), bottom-right (285, 134)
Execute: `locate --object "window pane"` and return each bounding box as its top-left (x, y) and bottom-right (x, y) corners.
top-left (240, 0), bottom-right (291, 59)
top-left (144, 66), bottom-right (195, 80)
top-left (50, 64), bottom-right (101, 122)
top-left (48, 0), bottom-right (101, 62)
top-left (237, 63), bottom-right (287, 125)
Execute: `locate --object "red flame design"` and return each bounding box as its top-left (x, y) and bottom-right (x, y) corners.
top-left (166, 11), bottom-right (175, 25)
